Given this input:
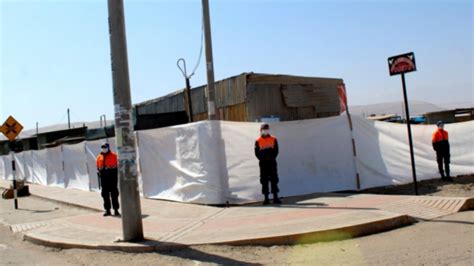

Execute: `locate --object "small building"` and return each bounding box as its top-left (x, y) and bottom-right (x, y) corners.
top-left (135, 73), bottom-right (344, 125)
top-left (366, 114), bottom-right (402, 123)
top-left (0, 122), bottom-right (114, 155)
top-left (424, 108), bottom-right (474, 124)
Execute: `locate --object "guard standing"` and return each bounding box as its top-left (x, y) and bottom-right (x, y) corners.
top-left (255, 124), bottom-right (282, 205)
top-left (432, 121), bottom-right (453, 182)
top-left (97, 142), bottom-right (121, 216)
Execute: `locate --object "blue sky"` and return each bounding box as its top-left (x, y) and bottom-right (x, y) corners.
top-left (1, 0), bottom-right (472, 130)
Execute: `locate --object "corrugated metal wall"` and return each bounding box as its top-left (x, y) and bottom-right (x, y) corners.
top-left (246, 83), bottom-right (298, 121)
top-left (246, 74), bottom-right (342, 122)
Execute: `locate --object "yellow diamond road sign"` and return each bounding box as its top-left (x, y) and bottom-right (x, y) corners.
top-left (1, 116), bottom-right (24, 142)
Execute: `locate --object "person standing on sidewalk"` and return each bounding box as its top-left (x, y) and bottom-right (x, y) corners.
top-left (432, 121), bottom-right (453, 182)
top-left (96, 142), bottom-right (121, 216)
top-left (255, 124), bottom-right (282, 205)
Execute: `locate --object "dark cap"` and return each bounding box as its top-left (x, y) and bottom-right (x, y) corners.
top-left (101, 142), bottom-right (110, 148)
top-left (436, 121), bottom-right (444, 126)
top-left (260, 123), bottom-right (270, 130)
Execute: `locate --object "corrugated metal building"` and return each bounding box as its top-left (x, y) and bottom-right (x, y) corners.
top-left (135, 73), bottom-right (344, 123)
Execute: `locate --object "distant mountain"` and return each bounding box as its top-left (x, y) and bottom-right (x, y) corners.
top-left (348, 100), bottom-right (463, 117)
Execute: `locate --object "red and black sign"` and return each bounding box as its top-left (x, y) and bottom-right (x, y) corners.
top-left (388, 52), bottom-right (416, 76)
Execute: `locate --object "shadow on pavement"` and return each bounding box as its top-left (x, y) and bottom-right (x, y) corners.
top-left (17, 208), bottom-right (55, 213)
top-left (138, 240), bottom-right (259, 265)
top-left (420, 218), bottom-right (474, 226)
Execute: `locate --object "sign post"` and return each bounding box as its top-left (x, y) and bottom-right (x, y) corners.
top-left (388, 52), bottom-right (418, 195)
top-left (1, 116), bottom-right (24, 208)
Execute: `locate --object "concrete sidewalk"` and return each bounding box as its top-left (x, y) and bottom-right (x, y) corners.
top-left (1, 180), bottom-right (472, 252)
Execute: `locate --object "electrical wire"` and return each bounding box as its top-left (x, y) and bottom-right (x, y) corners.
top-left (188, 15), bottom-right (204, 78)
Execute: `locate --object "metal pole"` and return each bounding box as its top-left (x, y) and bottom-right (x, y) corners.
top-left (185, 77), bottom-right (194, 122)
top-left (177, 58), bottom-right (194, 123)
top-left (107, 0), bottom-right (144, 242)
top-left (202, 0), bottom-right (217, 120)
top-left (67, 108), bottom-right (71, 129)
top-left (401, 73), bottom-right (418, 195)
top-left (36, 122), bottom-right (39, 135)
top-left (10, 149), bottom-right (18, 209)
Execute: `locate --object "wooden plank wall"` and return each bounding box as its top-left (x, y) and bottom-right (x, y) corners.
top-left (215, 74), bottom-right (247, 108)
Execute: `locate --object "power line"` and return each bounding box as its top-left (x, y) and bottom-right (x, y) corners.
top-left (189, 13), bottom-right (204, 78)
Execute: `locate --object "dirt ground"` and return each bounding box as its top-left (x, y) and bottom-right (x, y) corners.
top-left (362, 174), bottom-right (474, 198)
top-left (1, 175), bottom-right (473, 265)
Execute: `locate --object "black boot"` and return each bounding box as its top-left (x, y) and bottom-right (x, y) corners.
top-left (440, 171), bottom-right (446, 180)
top-left (114, 209), bottom-right (121, 216)
top-left (444, 172), bottom-right (453, 182)
top-left (273, 193), bottom-right (282, 204)
top-left (103, 210), bottom-right (111, 216)
top-left (263, 194), bottom-right (270, 205)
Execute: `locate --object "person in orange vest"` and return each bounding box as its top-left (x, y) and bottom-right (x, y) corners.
top-left (255, 124), bottom-right (282, 205)
top-left (96, 142), bottom-right (120, 216)
top-left (432, 121), bottom-right (453, 182)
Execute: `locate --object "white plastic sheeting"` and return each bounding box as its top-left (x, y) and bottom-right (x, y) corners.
top-left (0, 116), bottom-right (473, 204)
top-left (353, 117), bottom-right (474, 189)
top-left (46, 146), bottom-right (65, 187)
top-left (138, 123), bottom-right (224, 204)
top-left (63, 143), bottom-right (89, 190)
top-left (32, 149), bottom-right (48, 185)
top-left (13, 152), bottom-right (26, 181)
top-left (24, 151), bottom-right (34, 183)
top-left (218, 117), bottom-right (357, 204)
top-left (1, 155), bottom-right (12, 181)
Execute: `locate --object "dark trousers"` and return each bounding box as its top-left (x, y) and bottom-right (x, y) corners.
top-left (259, 160), bottom-right (279, 195)
top-left (436, 150), bottom-right (450, 177)
top-left (101, 180), bottom-right (119, 211)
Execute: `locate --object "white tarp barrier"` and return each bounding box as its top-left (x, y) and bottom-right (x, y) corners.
top-left (0, 116), bottom-right (473, 204)
top-left (24, 151), bottom-right (34, 183)
top-left (0, 155), bottom-right (12, 180)
top-left (13, 152), bottom-right (26, 181)
top-left (32, 149), bottom-right (48, 185)
top-left (220, 117), bottom-right (357, 203)
top-left (63, 143), bottom-right (89, 190)
top-left (353, 116), bottom-right (474, 189)
top-left (0, 155), bottom-right (4, 180)
top-left (46, 146), bottom-right (65, 187)
top-left (138, 122), bottom-right (224, 204)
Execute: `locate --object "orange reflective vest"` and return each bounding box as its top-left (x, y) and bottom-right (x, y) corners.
top-left (432, 129), bottom-right (448, 143)
top-left (257, 135), bottom-right (277, 150)
top-left (96, 151), bottom-right (118, 170)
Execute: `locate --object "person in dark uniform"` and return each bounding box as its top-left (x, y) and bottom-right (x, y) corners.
top-left (96, 143), bottom-right (121, 216)
top-left (432, 121), bottom-right (453, 182)
top-left (255, 124), bottom-right (282, 205)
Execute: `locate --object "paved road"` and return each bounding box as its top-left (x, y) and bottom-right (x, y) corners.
top-left (1, 196), bottom-right (473, 265)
